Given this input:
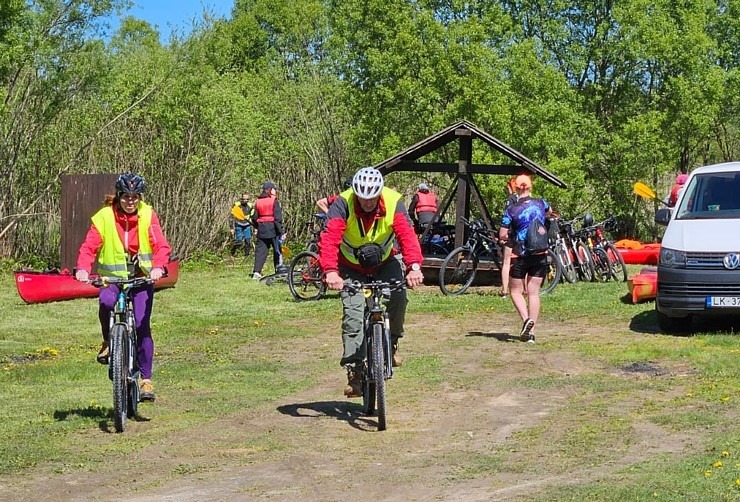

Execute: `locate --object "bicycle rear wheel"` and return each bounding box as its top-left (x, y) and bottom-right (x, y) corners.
top-left (591, 247), bottom-right (612, 282)
top-left (556, 242), bottom-right (577, 283)
top-left (439, 247), bottom-right (478, 295)
top-left (110, 324), bottom-right (129, 433)
top-left (575, 242), bottom-right (595, 282)
top-left (605, 243), bottom-right (628, 282)
top-left (288, 251), bottom-right (326, 301)
top-left (372, 323), bottom-right (387, 431)
top-left (541, 248), bottom-right (563, 295)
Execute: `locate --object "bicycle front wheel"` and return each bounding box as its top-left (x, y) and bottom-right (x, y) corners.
top-left (575, 242), bottom-right (595, 282)
top-left (591, 247), bottom-right (612, 282)
top-left (556, 242), bottom-right (577, 283)
top-left (372, 323), bottom-right (387, 431)
top-left (110, 323), bottom-right (129, 433)
top-left (288, 251), bottom-right (326, 301)
top-left (541, 248), bottom-right (563, 295)
top-left (439, 247), bottom-right (478, 295)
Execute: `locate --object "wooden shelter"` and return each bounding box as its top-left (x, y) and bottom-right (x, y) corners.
top-left (373, 120), bottom-right (567, 282)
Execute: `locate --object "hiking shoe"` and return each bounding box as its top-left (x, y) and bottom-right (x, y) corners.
top-left (275, 265), bottom-right (289, 274)
top-left (252, 272), bottom-right (262, 280)
top-left (96, 341), bottom-right (109, 365)
top-left (344, 369), bottom-right (362, 398)
top-left (140, 380), bottom-right (155, 402)
top-left (519, 318), bottom-right (535, 342)
top-left (391, 342), bottom-right (403, 367)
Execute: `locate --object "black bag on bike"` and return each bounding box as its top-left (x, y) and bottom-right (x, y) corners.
top-left (355, 243), bottom-right (384, 268)
top-left (525, 217), bottom-right (550, 254)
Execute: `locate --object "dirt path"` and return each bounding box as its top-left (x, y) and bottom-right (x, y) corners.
top-left (2, 310), bottom-right (693, 502)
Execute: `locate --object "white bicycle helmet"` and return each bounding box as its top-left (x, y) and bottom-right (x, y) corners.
top-left (352, 167), bottom-right (384, 199)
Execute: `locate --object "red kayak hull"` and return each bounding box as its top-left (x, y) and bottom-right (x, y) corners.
top-left (616, 243), bottom-right (661, 265)
top-left (14, 259), bottom-right (179, 304)
top-left (627, 266), bottom-right (657, 303)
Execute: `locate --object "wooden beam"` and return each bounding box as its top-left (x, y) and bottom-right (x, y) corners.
top-left (384, 161), bottom-right (531, 176)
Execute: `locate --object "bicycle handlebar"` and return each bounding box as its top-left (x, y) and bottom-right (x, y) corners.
top-left (342, 279), bottom-right (407, 295)
top-left (89, 276), bottom-right (156, 288)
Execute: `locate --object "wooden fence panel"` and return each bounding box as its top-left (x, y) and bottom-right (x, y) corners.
top-left (60, 174), bottom-right (118, 271)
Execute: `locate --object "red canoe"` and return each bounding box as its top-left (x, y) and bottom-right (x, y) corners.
top-left (14, 258), bottom-right (180, 304)
top-left (614, 239), bottom-right (661, 265)
top-left (627, 266), bottom-right (657, 303)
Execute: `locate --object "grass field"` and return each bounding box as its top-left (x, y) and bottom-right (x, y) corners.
top-left (0, 260), bottom-right (738, 501)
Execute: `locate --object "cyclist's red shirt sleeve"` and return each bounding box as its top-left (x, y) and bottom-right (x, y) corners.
top-left (318, 197), bottom-right (349, 274)
top-left (391, 199), bottom-right (423, 268)
top-left (76, 225), bottom-right (103, 273)
top-left (149, 211), bottom-right (172, 269)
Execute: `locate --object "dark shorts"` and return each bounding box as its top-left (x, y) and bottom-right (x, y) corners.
top-left (510, 253), bottom-right (549, 279)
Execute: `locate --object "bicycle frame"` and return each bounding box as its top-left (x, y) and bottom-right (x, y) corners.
top-left (345, 279), bottom-right (405, 431)
top-left (92, 276), bottom-right (151, 432)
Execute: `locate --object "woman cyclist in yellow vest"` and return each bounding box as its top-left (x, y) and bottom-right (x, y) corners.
top-left (75, 173), bottom-right (172, 402)
top-left (318, 167), bottom-right (425, 398)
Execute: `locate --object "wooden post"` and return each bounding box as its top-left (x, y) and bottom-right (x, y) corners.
top-left (60, 174), bottom-right (118, 271)
top-left (454, 132), bottom-right (473, 249)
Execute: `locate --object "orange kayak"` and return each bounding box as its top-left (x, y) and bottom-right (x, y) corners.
top-left (627, 266), bottom-right (657, 303)
top-left (615, 239), bottom-right (661, 265)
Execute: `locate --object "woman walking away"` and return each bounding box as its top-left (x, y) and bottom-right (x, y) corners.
top-left (498, 174), bottom-right (552, 344)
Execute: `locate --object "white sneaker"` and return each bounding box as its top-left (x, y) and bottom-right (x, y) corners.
top-left (252, 272), bottom-right (262, 280)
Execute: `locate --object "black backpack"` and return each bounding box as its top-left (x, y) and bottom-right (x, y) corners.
top-left (525, 217), bottom-right (550, 254)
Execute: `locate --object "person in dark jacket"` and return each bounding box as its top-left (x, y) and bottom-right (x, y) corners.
top-left (251, 182), bottom-right (286, 279)
top-left (408, 182), bottom-right (438, 233)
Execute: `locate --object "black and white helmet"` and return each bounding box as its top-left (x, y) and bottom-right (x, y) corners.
top-left (352, 167), bottom-right (384, 199)
top-left (115, 173), bottom-right (146, 195)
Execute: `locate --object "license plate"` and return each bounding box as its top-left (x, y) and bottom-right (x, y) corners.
top-left (706, 296), bottom-right (740, 308)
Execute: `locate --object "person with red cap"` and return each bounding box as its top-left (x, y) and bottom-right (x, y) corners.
top-left (667, 173), bottom-right (688, 207)
top-left (498, 174), bottom-right (552, 344)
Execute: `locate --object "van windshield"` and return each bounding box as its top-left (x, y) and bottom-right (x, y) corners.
top-left (675, 173), bottom-right (740, 220)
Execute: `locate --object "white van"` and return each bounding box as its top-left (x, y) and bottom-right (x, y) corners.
top-left (654, 161), bottom-right (740, 332)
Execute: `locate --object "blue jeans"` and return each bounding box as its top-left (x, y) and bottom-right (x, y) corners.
top-left (232, 225), bottom-right (252, 255)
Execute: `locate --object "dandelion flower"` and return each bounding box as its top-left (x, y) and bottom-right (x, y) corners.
top-left (722, 451), bottom-right (729, 457)
top-left (714, 461), bottom-right (723, 468)
top-left (705, 470), bottom-right (712, 477)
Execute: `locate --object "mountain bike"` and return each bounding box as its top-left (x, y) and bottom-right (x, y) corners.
top-left (91, 276), bottom-right (153, 433)
top-left (420, 221), bottom-right (455, 256)
top-left (344, 279), bottom-right (405, 431)
top-left (583, 217), bottom-right (628, 282)
top-left (551, 216), bottom-right (595, 283)
top-left (576, 226), bottom-right (612, 282)
top-left (439, 218), bottom-right (502, 295)
top-left (288, 213), bottom-right (327, 301)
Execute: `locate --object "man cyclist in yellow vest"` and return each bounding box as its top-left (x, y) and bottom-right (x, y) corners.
top-left (318, 167), bottom-right (425, 397)
top-left (75, 173), bottom-right (171, 402)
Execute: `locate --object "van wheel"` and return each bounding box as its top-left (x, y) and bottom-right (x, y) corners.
top-left (656, 308), bottom-right (692, 334)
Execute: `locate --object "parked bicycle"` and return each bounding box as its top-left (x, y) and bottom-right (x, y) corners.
top-left (581, 217), bottom-right (628, 282)
top-left (420, 221), bottom-right (455, 256)
top-left (90, 276), bottom-right (153, 433)
top-left (288, 213), bottom-right (327, 301)
top-left (550, 215), bottom-right (595, 283)
top-left (439, 218), bottom-right (502, 295)
top-left (344, 278), bottom-right (405, 431)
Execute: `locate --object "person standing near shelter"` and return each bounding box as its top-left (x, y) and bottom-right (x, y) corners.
top-left (319, 167), bottom-right (424, 398)
top-left (499, 174), bottom-right (552, 344)
top-left (75, 173), bottom-right (171, 402)
top-left (499, 177), bottom-right (519, 298)
top-left (229, 192), bottom-right (253, 257)
top-left (408, 182), bottom-right (438, 233)
top-left (667, 173), bottom-right (688, 207)
top-left (251, 181), bottom-right (286, 279)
